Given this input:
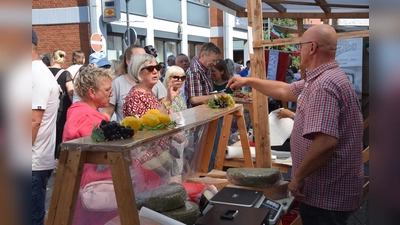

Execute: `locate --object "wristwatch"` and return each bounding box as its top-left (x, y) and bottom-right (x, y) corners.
top-left (292, 113), bottom-right (295, 119)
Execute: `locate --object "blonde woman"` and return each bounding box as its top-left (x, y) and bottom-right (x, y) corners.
top-left (48, 50), bottom-right (74, 161)
top-left (163, 65), bottom-right (187, 112)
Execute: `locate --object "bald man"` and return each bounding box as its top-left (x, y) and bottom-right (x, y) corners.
top-left (227, 24), bottom-right (363, 224)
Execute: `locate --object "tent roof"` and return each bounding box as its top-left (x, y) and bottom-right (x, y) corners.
top-left (206, 0), bottom-right (369, 19)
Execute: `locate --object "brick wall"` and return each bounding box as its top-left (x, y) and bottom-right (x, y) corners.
top-left (33, 23), bottom-right (91, 68)
top-left (210, 5), bottom-right (223, 27)
top-left (211, 37), bottom-right (224, 59)
top-left (33, 0), bottom-right (88, 9)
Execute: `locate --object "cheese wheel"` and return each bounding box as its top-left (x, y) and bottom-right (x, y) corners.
top-left (161, 201), bottom-right (200, 225)
top-left (226, 168), bottom-right (282, 187)
top-left (136, 182), bottom-right (187, 212)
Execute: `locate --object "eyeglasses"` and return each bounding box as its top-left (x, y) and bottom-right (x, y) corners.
top-left (141, 64), bottom-right (162, 72)
top-left (172, 75), bottom-right (186, 81)
top-left (295, 41), bottom-right (319, 50)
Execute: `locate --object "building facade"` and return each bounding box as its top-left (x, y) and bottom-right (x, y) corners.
top-left (32, 0), bottom-right (253, 67)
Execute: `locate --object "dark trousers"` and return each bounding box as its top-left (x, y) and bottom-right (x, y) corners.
top-left (299, 202), bottom-right (351, 225)
top-left (32, 170), bottom-right (53, 225)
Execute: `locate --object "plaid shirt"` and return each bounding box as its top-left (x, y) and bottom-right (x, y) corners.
top-left (290, 60), bottom-right (364, 211)
top-left (184, 60), bottom-right (214, 108)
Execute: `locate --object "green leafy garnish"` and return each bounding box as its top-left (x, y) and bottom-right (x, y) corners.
top-left (208, 99), bottom-right (219, 108)
top-left (142, 121), bottom-right (177, 130)
top-left (90, 124), bottom-right (105, 142)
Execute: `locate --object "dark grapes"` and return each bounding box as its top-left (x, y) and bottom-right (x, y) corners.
top-left (98, 120), bottom-right (134, 141)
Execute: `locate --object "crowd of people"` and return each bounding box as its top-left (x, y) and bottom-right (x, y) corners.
top-left (32, 24), bottom-right (364, 225)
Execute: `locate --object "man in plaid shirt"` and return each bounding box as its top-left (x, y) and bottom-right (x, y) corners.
top-left (227, 24), bottom-right (363, 224)
top-left (185, 42), bottom-right (221, 108)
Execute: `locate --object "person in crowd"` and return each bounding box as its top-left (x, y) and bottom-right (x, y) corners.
top-left (123, 54), bottom-right (180, 117)
top-left (159, 62), bottom-right (166, 83)
top-left (227, 24), bottom-right (364, 224)
top-left (63, 67), bottom-right (164, 224)
top-left (144, 45), bottom-right (158, 58)
top-left (239, 60), bottom-right (250, 77)
top-left (224, 58), bottom-right (236, 77)
top-left (175, 53), bottom-right (190, 72)
top-left (48, 50), bottom-right (74, 163)
top-left (89, 52), bottom-right (111, 69)
top-left (66, 50), bottom-right (85, 80)
top-left (32, 29), bottom-right (59, 225)
top-left (101, 45), bottom-right (167, 123)
top-left (167, 54), bottom-right (176, 67)
top-left (175, 53), bottom-right (190, 104)
top-left (185, 42), bottom-right (221, 108)
top-left (211, 59), bottom-right (233, 94)
top-left (109, 59), bottom-right (121, 79)
top-left (234, 63), bottom-right (242, 76)
top-left (163, 65), bottom-right (187, 112)
top-left (40, 53), bottom-right (52, 67)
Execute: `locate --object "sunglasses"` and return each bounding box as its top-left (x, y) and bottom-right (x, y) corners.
top-left (172, 75), bottom-right (186, 81)
top-left (100, 65), bottom-right (111, 69)
top-left (141, 64), bottom-right (162, 72)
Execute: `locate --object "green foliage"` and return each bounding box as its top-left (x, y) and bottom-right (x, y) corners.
top-left (91, 124), bottom-right (105, 142)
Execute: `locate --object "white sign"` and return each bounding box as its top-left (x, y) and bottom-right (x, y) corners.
top-left (335, 38), bottom-right (363, 67)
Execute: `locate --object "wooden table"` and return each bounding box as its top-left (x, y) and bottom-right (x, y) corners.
top-left (47, 104), bottom-right (253, 225)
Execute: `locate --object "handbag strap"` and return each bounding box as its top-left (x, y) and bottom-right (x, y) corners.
top-left (55, 69), bottom-right (65, 81)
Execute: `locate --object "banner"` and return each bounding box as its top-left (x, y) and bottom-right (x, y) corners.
top-left (267, 50), bottom-right (279, 80)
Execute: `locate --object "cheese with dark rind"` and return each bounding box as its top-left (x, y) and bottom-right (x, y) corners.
top-left (160, 201), bottom-right (200, 225)
top-left (226, 168), bottom-right (282, 187)
top-left (136, 182), bottom-right (187, 212)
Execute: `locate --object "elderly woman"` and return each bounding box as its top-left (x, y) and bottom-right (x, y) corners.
top-left (123, 54), bottom-right (180, 117)
top-left (211, 59), bottom-right (233, 94)
top-left (163, 65), bottom-right (187, 112)
top-left (63, 67), bottom-right (112, 140)
top-left (63, 67), bottom-right (162, 225)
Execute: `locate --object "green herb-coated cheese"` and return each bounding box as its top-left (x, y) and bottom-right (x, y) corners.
top-left (227, 168), bottom-right (282, 187)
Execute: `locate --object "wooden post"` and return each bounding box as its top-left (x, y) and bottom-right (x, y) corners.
top-left (108, 151), bottom-right (140, 225)
top-left (297, 18), bottom-right (304, 35)
top-left (247, 0), bottom-right (272, 168)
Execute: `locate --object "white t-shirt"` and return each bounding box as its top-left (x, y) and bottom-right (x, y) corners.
top-left (110, 75), bottom-right (167, 123)
top-left (66, 64), bottom-right (82, 80)
top-left (32, 60), bottom-right (59, 171)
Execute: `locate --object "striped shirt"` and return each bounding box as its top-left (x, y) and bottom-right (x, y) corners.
top-left (184, 60), bottom-right (214, 108)
top-left (290, 60), bottom-right (364, 211)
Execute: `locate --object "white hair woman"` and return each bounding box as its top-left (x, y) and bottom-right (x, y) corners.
top-left (163, 65), bottom-right (187, 112)
top-left (123, 54), bottom-right (180, 117)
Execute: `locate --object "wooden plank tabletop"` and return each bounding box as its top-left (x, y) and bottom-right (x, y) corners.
top-left (61, 104), bottom-right (244, 152)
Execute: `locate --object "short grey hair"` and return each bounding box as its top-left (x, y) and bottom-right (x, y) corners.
top-left (167, 55), bottom-right (176, 61)
top-left (128, 53), bottom-right (156, 83)
top-left (163, 65), bottom-right (185, 89)
top-left (224, 58), bottom-right (235, 76)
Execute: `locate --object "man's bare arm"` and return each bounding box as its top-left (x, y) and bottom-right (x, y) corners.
top-left (32, 109), bottom-right (45, 145)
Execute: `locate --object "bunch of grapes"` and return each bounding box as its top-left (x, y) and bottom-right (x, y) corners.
top-left (213, 99), bottom-right (229, 108)
top-left (99, 120), bottom-right (134, 141)
top-left (208, 94), bottom-right (236, 108)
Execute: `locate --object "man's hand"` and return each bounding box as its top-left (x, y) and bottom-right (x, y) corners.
top-left (226, 76), bottom-right (248, 91)
top-left (277, 108), bottom-right (295, 119)
top-left (288, 177), bottom-right (306, 201)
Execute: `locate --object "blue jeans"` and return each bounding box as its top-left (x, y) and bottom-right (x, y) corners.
top-left (299, 202), bottom-right (351, 225)
top-left (32, 170), bottom-right (52, 225)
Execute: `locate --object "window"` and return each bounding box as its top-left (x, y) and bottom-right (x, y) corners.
top-left (154, 39), bottom-right (178, 63)
top-left (107, 35), bottom-right (124, 60)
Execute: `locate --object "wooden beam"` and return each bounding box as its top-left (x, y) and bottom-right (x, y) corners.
top-left (247, 0), bottom-right (272, 168)
top-left (315, 0), bottom-right (331, 13)
top-left (261, 0), bottom-right (369, 9)
top-left (297, 18), bottom-right (304, 35)
top-left (262, 1), bottom-right (287, 13)
top-left (253, 30), bottom-right (370, 47)
top-left (211, 0), bottom-right (246, 12)
top-left (236, 11), bottom-right (369, 19)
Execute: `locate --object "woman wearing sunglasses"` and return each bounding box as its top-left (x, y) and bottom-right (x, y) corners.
top-left (163, 65), bottom-right (187, 112)
top-left (123, 54), bottom-right (181, 117)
